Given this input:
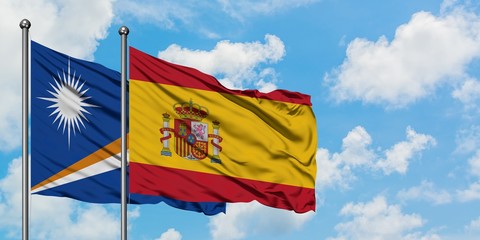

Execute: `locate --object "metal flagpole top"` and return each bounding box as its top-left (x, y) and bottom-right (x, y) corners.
top-left (119, 26), bottom-right (129, 36)
top-left (119, 24), bottom-right (129, 240)
top-left (20, 17), bottom-right (30, 240)
top-left (19, 19), bottom-right (31, 29)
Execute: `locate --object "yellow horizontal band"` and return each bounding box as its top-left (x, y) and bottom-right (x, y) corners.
top-left (129, 80), bottom-right (317, 188)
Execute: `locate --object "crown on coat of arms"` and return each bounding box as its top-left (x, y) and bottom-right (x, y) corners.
top-left (173, 99), bottom-right (209, 121)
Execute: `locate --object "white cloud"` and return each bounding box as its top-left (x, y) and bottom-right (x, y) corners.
top-left (457, 182), bottom-right (480, 202)
top-left (316, 126), bottom-right (375, 189)
top-left (116, 0), bottom-right (319, 29)
top-left (328, 196), bottom-right (430, 240)
top-left (128, 206), bottom-right (141, 219)
top-left (455, 125), bottom-right (480, 154)
top-left (217, 0), bottom-right (319, 21)
top-left (440, 0), bottom-right (459, 13)
top-left (316, 148), bottom-right (353, 190)
top-left (325, 7), bottom-right (480, 108)
top-left (452, 78), bottom-right (480, 111)
top-left (9, 0), bottom-right (114, 59)
top-left (456, 149), bottom-right (480, 202)
top-left (0, 0), bottom-right (114, 151)
top-left (155, 228), bottom-right (182, 240)
top-left (396, 180), bottom-right (452, 205)
top-left (37, 204), bottom-right (119, 240)
top-left (465, 216), bottom-right (480, 233)
top-left (208, 201), bottom-right (314, 240)
top-left (437, 216), bottom-right (480, 240)
top-left (158, 34), bottom-right (285, 92)
top-left (375, 127), bottom-right (436, 175)
top-left (115, 0), bottom-right (194, 29)
top-left (339, 126), bottom-right (376, 167)
top-left (0, 158), bottom-right (23, 233)
top-left (0, 158), bottom-right (119, 239)
top-left (468, 150), bottom-right (480, 177)
top-left (434, 216), bottom-right (480, 240)
top-left (316, 126), bottom-right (435, 189)
top-left (403, 232), bottom-right (442, 240)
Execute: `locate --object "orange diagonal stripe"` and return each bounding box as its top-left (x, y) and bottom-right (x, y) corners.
top-left (31, 136), bottom-right (128, 191)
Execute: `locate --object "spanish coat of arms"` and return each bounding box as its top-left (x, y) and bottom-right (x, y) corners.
top-left (159, 99), bottom-right (222, 163)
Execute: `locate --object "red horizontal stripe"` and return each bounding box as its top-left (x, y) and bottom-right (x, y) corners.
top-left (130, 162), bottom-right (315, 213)
top-left (129, 47), bottom-right (312, 106)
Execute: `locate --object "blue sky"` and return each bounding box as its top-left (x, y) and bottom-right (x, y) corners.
top-left (1, 0), bottom-right (480, 239)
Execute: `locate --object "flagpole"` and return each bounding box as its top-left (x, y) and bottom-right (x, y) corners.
top-left (119, 25), bottom-right (129, 240)
top-left (20, 18), bottom-right (31, 240)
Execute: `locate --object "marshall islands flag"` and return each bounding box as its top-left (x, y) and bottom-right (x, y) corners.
top-left (129, 47), bottom-right (317, 213)
top-left (30, 41), bottom-right (225, 215)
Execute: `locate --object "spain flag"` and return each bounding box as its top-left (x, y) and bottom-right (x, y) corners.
top-left (129, 47), bottom-right (317, 213)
